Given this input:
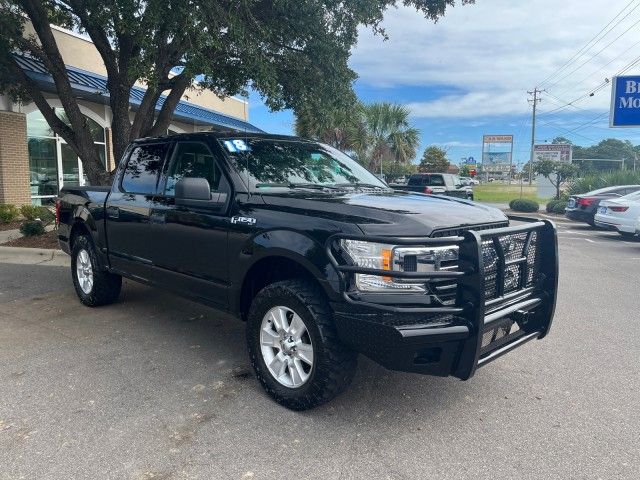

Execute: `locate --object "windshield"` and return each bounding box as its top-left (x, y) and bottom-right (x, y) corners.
top-left (218, 138), bottom-right (388, 191)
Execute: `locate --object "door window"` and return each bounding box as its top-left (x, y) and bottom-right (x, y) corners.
top-left (121, 143), bottom-right (168, 194)
top-left (164, 142), bottom-right (222, 196)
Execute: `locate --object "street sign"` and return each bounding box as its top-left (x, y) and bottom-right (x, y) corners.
top-left (610, 75), bottom-right (640, 127)
top-left (466, 156), bottom-right (475, 165)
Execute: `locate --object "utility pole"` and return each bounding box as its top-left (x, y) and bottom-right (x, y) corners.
top-left (528, 88), bottom-right (544, 185)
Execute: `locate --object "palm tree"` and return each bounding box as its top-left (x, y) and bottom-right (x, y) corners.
top-left (362, 102), bottom-right (420, 175)
top-left (294, 101), bottom-right (420, 175)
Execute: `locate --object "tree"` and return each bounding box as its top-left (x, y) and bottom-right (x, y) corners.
top-left (551, 136), bottom-right (572, 144)
top-left (459, 164), bottom-right (471, 177)
top-left (419, 146), bottom-right (450, 173)
top-left (295, 101), bottom-right (420, 174)
top-left (1, 0), bottom-right (469, 185)
top-left (534, 159), bottom-right (579, 199)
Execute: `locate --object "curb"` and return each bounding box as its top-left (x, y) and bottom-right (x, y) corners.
top-left (0, 246), bottom-right (69, 266)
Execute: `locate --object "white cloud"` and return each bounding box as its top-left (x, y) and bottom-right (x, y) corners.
top-left (351, 0), bottom-right (639, 118)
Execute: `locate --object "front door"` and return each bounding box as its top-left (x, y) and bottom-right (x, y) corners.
top-left (149, 140), bottom-right (231, 308)
top-left (105, 142), bottom-right (170, 280)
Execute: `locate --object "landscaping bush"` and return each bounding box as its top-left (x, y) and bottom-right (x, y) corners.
top-left (509, 198), bottom-right (539, 212)
top-left (0, 203), bottom-right (19, 223)
top-left (568, 171), bottom-right (640, 196)
top-left (20, 220), bottom-right (45, 237)
top-left (20, 205), bottom-right (55, 225)
top-left (546, 199), bottom-right (568, 214)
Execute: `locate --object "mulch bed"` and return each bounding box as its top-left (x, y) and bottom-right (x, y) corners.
top-left (3, 230), bottom-right (60, 249)
top-left (0, 221), bottom-right (21, 232)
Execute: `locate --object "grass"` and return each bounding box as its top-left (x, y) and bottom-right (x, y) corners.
top-left (474, 184), bottom-right (550, 203)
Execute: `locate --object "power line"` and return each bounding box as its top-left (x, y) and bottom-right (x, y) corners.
top-left (539, 0), bottom-right (640, 87)
top-left (545, 14), bottom-right (640, 89)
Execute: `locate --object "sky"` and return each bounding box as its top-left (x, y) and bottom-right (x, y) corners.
top-left (247, 0), bottom-right (640, 168)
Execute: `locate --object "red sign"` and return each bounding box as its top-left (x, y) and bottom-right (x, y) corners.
top-left (470, 169), bottom-right (477, 177)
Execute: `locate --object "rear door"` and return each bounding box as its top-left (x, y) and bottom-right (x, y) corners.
top-left (148, 140), bottom-right (231, 308)
top-left (105, 142), bottom-right (169, 279)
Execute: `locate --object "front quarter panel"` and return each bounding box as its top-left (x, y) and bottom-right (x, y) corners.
top-left (227, 197), bottom-right (360, 315)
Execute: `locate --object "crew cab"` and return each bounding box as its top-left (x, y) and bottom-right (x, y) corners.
top-left (392, 173), bottom-right (474, 200)
top-left (57, 132), bottom-right (558, 410)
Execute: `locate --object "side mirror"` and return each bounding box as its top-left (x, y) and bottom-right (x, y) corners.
top-left (175, 177), bottom-right (227, 208)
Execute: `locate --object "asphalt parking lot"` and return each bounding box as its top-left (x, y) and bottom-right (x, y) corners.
top-left (1, 220), bottom-right (639, 480)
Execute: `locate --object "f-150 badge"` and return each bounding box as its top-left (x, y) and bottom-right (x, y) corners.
top-left (231, 216), bottom-right (257, 225)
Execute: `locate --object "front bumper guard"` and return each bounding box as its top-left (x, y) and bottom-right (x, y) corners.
top-left (326, 219), bottom-right (558, 380)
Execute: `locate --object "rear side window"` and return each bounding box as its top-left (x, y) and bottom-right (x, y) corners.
top-left (408, 175), bottom-right (422, 186)
top-left (430, 175), bottom-right (445, 186)
top-left (121, 143), bottom-right (168, 194)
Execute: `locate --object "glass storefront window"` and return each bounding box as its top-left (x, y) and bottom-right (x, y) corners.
top-left (28, 138), bottom-right (58, 197)
top-left (26, 108), bottom-right (107, 201)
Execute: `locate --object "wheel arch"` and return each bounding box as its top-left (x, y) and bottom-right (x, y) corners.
top-left (231, 231), bottom-right (340, 320)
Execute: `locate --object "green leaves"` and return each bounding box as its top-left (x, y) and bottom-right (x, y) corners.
top-left (419, 146), bottom-right (450, 173)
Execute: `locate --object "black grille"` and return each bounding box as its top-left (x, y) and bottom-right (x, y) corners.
top-left (482, 231), bottom-right (539, 300)
top-left (480, 317), bottom-right (527, 356)
top-left (431, 222), bottom-right (508, 238)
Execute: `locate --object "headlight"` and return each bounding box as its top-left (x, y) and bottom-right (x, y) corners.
top-left (340, 239), bottom-right (459, 293)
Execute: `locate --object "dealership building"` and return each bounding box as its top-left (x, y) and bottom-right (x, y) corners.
top-left (0, 24), bottom-right (262, 206)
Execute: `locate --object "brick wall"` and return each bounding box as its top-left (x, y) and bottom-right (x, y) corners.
top-left (0, 111), bottom-right (31, 206)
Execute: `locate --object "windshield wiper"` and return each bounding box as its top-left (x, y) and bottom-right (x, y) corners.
top-left (334, 182), bottom-right (389, 190)
top-left (255, 182), bottom-right (343, 191)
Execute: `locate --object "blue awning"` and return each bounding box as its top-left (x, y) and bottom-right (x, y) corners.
top-left (13, 54), bottom-right (264, 133)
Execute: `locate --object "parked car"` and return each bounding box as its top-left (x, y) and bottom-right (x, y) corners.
top-left (594, 190), bottom-right (640, 238)
top-left (565, 185), bottom-right (640, 227)
top-left (56, 132), bottom-right (558, 410)
top-left (392, 173), bottom-right (474, 200)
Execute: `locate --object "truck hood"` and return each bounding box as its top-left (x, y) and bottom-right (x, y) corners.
top-left (260, 190), bottom-right (508, 236)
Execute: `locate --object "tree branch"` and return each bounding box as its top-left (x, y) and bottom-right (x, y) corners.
top-left (6, 55), bottom-right (75, 142)
top-left (144, 73), bottom-right (191, 137)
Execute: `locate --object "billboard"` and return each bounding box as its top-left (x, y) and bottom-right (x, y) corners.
top-left (483, 135), bottom-right (513, 143)
top-left (610, 75), bottom-right (640, 127)
top-left (533, 144), bottom-right (572, 163)
top-left (482, 135), bottom-right (514, 178)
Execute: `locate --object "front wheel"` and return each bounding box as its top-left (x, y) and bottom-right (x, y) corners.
top-left (619, 231), bottom-right (636, 239)
top-left (246, 279), bottom-right (357, 410)
top-left (71, 235), bottom-right (122, 307)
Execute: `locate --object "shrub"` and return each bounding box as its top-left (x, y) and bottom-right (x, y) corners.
top-left (20, 205), bottom-right (55, 225)
top-left (546, 199), bottom-right (568, 214)
top-left (20, 220), bottom-right (45, 237)
top-left (568, 170), bottom-right (640, 196)
top-left (509, 198), bottom-right (539, 212)
top-left (0, 204), bottom-right (20, 223)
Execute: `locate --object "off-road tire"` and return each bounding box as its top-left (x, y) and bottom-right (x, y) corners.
top-left (246, 279), bottom-right (357, 410)
top-left (71, 235), bottom-right (122, 307)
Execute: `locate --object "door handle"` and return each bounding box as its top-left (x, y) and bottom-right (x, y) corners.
top-left (106, 206), bottom-right (120, 219)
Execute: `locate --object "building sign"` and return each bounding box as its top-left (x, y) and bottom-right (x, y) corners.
top-left (483, 135), bottom-right (513, 143)
top-left (482, 135), bottom-right (514, 178)
top-left (610, 75), bottom-right (640, 127)
top-left (533, 144), bottom-right (572, 163)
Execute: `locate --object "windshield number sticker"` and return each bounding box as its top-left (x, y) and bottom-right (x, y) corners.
top-left (224, 139), bottom-right (251, 153)
top-left (231, 216), bottom-right (256, 225)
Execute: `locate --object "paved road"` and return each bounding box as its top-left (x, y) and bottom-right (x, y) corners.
top-left (1, 224), bottom-right (639, 480)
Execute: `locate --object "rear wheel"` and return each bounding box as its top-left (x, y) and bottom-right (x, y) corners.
top-left (246, 279), bottom-right (357, 410)
top-left (71, 235), bottom-right (122, 307)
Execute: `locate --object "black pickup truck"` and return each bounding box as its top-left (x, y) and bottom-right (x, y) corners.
top-left (57, 132), bottom-right (558, 410)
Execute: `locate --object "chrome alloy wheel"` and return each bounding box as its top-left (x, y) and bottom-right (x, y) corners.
top-left (260, 306), bottom-right (314, 388)
top-left (76, 249), bottom-right (94, 294)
